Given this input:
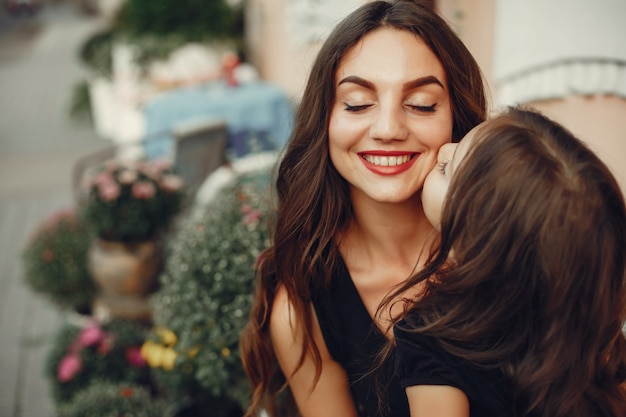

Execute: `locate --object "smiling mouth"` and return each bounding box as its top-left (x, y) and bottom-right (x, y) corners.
top-left (361, 154), bottom-right (415, 167)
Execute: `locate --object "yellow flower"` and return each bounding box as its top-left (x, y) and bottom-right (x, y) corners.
top-left (221, 347), bottom-right (231, 358)
top-left (154, 326), bottom-right (177, 346)
top-left (161, 347), bottom-right (178, 371)
top-left (140, 341), bottom-right (163, 368)
top-left (188, 346), bottom-right (200, 358)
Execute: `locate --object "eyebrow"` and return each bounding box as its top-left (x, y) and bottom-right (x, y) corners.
top-left (337, 75), bottom-right (445, 90)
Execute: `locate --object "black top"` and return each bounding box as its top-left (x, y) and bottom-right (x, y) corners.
top-left (394, 319), bottom-right (512, 417)
top-left (311, 256), bottom-right (409, 417)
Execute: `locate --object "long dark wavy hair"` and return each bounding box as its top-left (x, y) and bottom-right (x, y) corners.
top-left (239, 1), bottom-right (487, 415)
top-left (381, 107), bottom-right (626, 417)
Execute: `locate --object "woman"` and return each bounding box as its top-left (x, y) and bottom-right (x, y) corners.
top-left (388, 107), bottom-right (626, 417)
top-left (239, 1), bottom-right (487, 416)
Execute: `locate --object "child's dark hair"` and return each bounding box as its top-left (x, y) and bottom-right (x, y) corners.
top-left (382, 106), bottom-right (626, 417)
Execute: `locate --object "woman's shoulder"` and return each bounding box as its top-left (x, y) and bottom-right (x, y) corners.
top-left (270, 285), bottom-right (297, 340)
top-left (269, 285), bottom-right (325, 350)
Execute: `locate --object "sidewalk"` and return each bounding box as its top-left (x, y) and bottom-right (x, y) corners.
top-left (0, 3), bottom-right (110, 416)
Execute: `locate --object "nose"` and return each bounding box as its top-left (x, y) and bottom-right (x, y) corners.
top-left (369, 104), bottom-right (409, 142)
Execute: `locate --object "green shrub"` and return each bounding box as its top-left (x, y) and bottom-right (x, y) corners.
top-left (57, 380), bottom-right (167, 417)
top-left (21, 209), bottom-right (97, 312)
top-left (78, 28), bottom-right (114, 77)
top-left (115, 0), bottom-right (243, 42)
top-left (146, 167), bottom-right (273, 413)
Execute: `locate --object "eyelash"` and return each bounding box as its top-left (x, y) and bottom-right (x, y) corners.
top-left (344, 103), bottom-right (370, 112)
top-left (437, 160), bottom-right (449, 173)
top-left (342, 103), bottom-right (438, 113)
top-left (409, 104), bottom-right (437, 113)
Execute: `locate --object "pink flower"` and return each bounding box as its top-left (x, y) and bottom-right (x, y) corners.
top-left (77, 321), bottom-right (106, 348)
top-left (243, 209), bottom-right (262, 225)
top-left (98, 333), bottom-right (115, 355)
top-left (152, 158), bottom-right (172, 172)
top-left (139, 162), bottom-right (161, 180)
top-left (117, 169), bottom-right (138, 185)
top-left (46, 209), bottom-right (74, 228)
top-left (95, 171), bottom-right (114, 185)
top-left (57, 353), bottom-right (82, 382)
top-left (132, 181), bottom-right (156, 199)
top-left (98, 181), bottom-right (121, 201)
top-left (159, 174), bottom-right (184, 192)
top-left (125, 346), bottom-right (147, 368)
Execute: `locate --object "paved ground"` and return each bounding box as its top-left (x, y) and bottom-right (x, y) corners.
top-left (0, 2), bottom-right (110, 416)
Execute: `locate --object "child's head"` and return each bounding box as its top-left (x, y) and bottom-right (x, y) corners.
top-left (413, 106), bottom-right (626, 415)
top-left (424, 106), bottom-right (625, 320)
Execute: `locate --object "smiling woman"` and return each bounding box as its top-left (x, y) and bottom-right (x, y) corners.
top-left (239, 1), bottom-right (487, 416)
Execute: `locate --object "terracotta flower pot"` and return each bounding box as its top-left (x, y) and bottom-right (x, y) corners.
top-left (87, 238), bottom-right (162, 322)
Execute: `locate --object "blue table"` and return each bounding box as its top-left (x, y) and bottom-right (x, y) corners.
top-left (142, 81), bottom-right (294, 159)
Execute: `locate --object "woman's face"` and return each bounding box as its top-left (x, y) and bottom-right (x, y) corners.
top-left (422, 124), bottom-right (480, 230)
top-left (328, 27), bottom-right (453, 205)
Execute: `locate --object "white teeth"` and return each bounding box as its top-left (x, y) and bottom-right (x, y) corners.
top-left (363, 154), bottom-right (411, 166)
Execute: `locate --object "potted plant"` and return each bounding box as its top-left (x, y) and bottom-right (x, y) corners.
top-left (21, 208), bottom-right (97, 314)
top-left (77, 0), bottom-right (244, 136)
top-left (144, 165), bottom-right (273, 415)
top-left (44, 318), bottom-right (152, 405)
top-left (81, 158), bottom-right (185, 320)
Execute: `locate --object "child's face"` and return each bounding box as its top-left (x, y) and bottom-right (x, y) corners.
top-left (421, 124), bottom-right (481, 230)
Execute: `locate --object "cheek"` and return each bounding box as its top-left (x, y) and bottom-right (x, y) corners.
top-left (419, 103), bottom-right (454, 149)
top-left (427, 117), bottom-right (454, 149)
top-left (328, 116), bottom-right (344, 168)
top-left (328, 110), bottom-right (350, 150)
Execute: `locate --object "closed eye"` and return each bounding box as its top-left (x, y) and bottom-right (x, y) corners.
top-left (437, 160), bottom-right (449, 173)
top-left (408, 103), bottom-right (437, 113)
top-left (343, 102), bottom-right (372, 112)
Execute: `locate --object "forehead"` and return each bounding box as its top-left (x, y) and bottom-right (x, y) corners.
top-left (335, 27), bottom-right (447, 85)
top-left (450, 122), bottom-right (489, 172)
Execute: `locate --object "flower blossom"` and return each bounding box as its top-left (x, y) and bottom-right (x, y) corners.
top-left (125, 346), bottom-right (147, 368)
top-left (42, 248), bottom-right (54, 262)
top-left (57, 353), bottom-right (82, 382)
top-left (98, 180), bottom-right (121, 202)
top-left (154, 326), bottom-right (178, 346)
top-left (97, 333), bottom-right (115, 355)
top-left (159, 175), bottom-right (184, 193)
top-left (132, 181), bottom-right (156, 199)
top-left (76, 320), bottom-right (106, 347)
top-left (117, 169), bottom-right (138, 185)
top-left (243, 209), bottom-right (262, 225)
top-left (119, 387), bottom-right (135, 398)
top-left (161, 347), bottom-right (178, 370)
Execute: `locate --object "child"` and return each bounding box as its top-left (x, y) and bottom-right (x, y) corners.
top-left (383, 106), bottom-right (626, 417)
